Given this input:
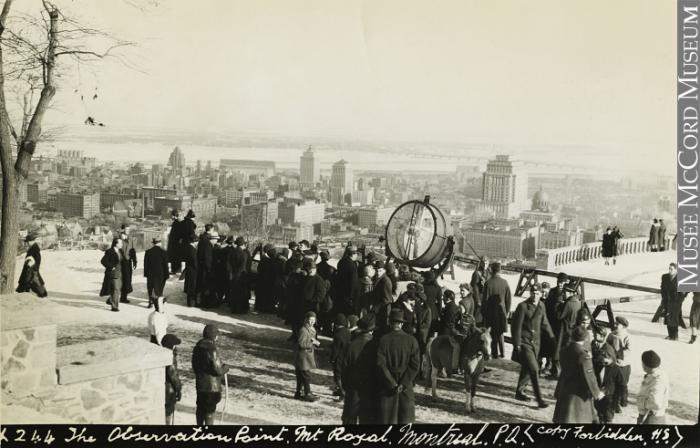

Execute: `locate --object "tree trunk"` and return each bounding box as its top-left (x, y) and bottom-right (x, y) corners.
top-left (0, 173), bottom-right (20, 293)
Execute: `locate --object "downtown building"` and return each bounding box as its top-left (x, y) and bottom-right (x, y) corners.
top-left (56, 192), bottom-right (101, 219)
top-left (358, 207), bottom-right (394, 229)
top-left (278, 201), bottom-right (325, 226)
top-left (153, 195), bottom-right (218, 220)
top-left (330, 159), bottom-right (353, 205)
top-left (299, 146), bottom-right (320, 190)
top-left (479, 155), bottom-right (528, 219)
top-left (461, 219), bottom-right (539, 260)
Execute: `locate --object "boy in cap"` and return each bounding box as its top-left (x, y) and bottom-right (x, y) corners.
top-left (191, 324), bottom-right (229, 425)
top-left (610, 315), bottom-right (631, 411)
top-left (331, 314), bottom-right (351, 399)
top-left (637, 350), bottom-right (669, 424)
top-left (161, 334), bottom-right (182, 425)
top-left (295, 311), bottom-right (321, 402)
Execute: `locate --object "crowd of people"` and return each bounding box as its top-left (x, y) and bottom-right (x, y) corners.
top-left (13, 209), bottom-right (684, 425)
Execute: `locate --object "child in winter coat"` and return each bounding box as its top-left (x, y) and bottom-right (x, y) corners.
top-left (295, 311), bottom-right (321, 402)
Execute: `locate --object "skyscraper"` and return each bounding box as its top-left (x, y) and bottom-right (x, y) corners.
top-left (168, 146), bottom-right (186, 173)
top-left (480, 154), bottom-right (528, 219)
top-left (330, 159), bottom-right (353, 205)
top-left (299, 146), bottom-right (320, 190)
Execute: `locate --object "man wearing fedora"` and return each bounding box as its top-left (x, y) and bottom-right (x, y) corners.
top-left (119, 224), bottom-right (138, 304)
top-left (196, 226), bottom-right (217, 308)
top-left (340, 314), bottom-right (379, 424)
top-left (336, 245), bottom-right (361, 316)
top-left (144, 236), bottom-right (169, 309)
top-left (228, 236), bottom-right (250, 314)
top-left (376, 308), bottom-right (421, 424)
top-left (543, 272), bottom-right (569, 378)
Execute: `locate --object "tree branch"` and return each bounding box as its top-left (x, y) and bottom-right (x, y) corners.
top-left (0, 0), bottom-right (15, 36)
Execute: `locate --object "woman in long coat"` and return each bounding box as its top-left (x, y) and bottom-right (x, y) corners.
top-left (649, 219), bottom-right (660, 252)
top-left (167, 210), bottom-right (184, 274)
top-left (16, 234), bottom-right (47, 297)
top-left (553, 327), bottom-right (603, 423)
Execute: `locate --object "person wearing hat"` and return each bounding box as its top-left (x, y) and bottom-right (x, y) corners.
top-left (183, 234), bottom-right (199, 307)
top-left (100, 238), bottom-right (124, 312)
top-left (358, 264), bottom-right (375, 317)
top-left (147, 296), bottom-right (169, 345)
top-left (254, 243), bottom-right (275, 314)
top-left (228, 236), bottom-right (250, 314)
top-left (294, 311), bottom-right (321, 402)
top-left (16, 232), bottom-right (47, 298)
top-left (376, 308), bottom-right (421, 424)
top-left (602, 226), bottom-right (615, 266)
top-left (689, 291), bottom-right (700, 344)
top-left (182, 209), bottom-right (197, 243)
top-left (372, 260), bottom-right (394, 338)
top-left (511, 283), bottom-right (554, 408)
top-left (552, 326), bottom-right (604, 423)
top-left (483, 262), bottom-right (511, 359)
top-left (543, 273), bottom-right (569, 378)
top-left (144, 236), bottom-right (169, 309)
top-left (192, 324), bottom-right (229, 425)
top-left (212, 235), bottom-right (229, 307)
top-left (660, 263), bottom-right (688, 341)
top-left (119, 224), bottom-right (138, 304)
top-left (469, 258), bottom-right (489, 325)
top-left (196, 226), bottom-right (216, 308)
top-left (161, 334), bottom-right (182, 425)
top-left (315, 250), bottom-right (335, 282)
top-left (637, 350), bottom-right (669, 424)
top-left (331, 314), bottom-right (351, 399)
top-left (413, 284), bottom-right (433, 362)
top-left (458, 283), bottom-right (475, 327)
top-left (340, 314), bottom-right (379, 424)
top-left (555, 276), bottom-right (583, 367)
top-left (611, 315), bottom-right (632, 410)
top-left (167, 209), bottom-right (184, 275)
top-left (336, 245), bottom-right (361, 316)
top-left (285, 258), bottom-right (306, 341)
top-left (422, 271), bottom-right (443, 337)
top-left (590, 328), bottom-right (624, 424)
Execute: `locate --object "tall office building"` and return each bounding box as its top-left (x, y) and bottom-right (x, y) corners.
top-left (168, 146), bottom-right (186, 173)
top-left (299, 146), bottom-right (320, 190)
top-left (330, 159), bottom-right (353, 205)
top-left (480, 155), bottom-right (528, 219)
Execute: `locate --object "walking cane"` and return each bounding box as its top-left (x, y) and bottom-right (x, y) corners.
top-left (220, 372), bottom-right (229, 424)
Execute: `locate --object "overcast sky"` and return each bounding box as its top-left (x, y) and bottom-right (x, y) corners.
top-left (11, 0), bottom-right (675, 165)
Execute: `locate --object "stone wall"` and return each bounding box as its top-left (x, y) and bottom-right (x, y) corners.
top-left (1, 325), bottom-right (57, 397)
top-left (1, 293), bottom-right (171, 425)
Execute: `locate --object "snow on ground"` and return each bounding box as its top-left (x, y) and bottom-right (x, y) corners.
top-left (9, 250), bottom-right (699, 424)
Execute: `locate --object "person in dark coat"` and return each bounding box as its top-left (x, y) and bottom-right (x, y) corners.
top-left (197, 231), bottom-right (216, 308)
top-left (228, 237), bottom-right (250, 314)
top-left (661, 263), bottom-right (688, 340)
top-left (413, 285), bottom-right (432, 361)
top-left (16, 233), bottom-right (47, 298)
top-left (372, 261), bottom-right (394, 338)
top-left (612, 226), bottom-right (624, 263)
top-left (483, 262), bottom-right (511, 358)
top-left (341, 314), bottom-right (379, 424)
top-left (161, 334), bottom-right (182, 425)
top-left (689, 292), bottom-right (700, 344)
top-left (167, 210), bottom-right (184, 274)
top-left (183, 235), bottom-right (199, 307)
top-left (395, 291), bottom-right (418, 337)
top-left (601, 227), bottom-right (615, 266)
top-left (331, 314), bottom-right (351, 399)
top-left (302, 258), bottom-right (326, 317)
top-left (658, 219), bottom-right (667, 251)
top-left (294, 311), bottom-right (321, 401)
top-left (285, 259), bottom-right (306, 340)
top-left (552, 326), bottom-right (604, 423)
top-left (358, 264), bottom-right (375, 317)
top-left (119, 225), bottom-right (137, 304)
top-left (100, 238), bottom-right (124, 312)
top-left (511, 283), bottom-right (554, 408)
top-left (273, 248), bottom-right (288, 318)
top-left (590, 332), bottom-right (624, 424)
top-left (439, 289), bottom-right (464, 376)
top-left (376, 308), bottom-right (421, 424)
top-left (182, 209), bottom-right (198, 247)
top-left (212, 236), bottom-right (228, 306)
top-left (648, 218), bottom-right (660, 252)
top-left (316, 250), bottom-right (335, 281)
top-left (457, 283), bottom-right (475, 328)
top-left (543, 273), bottom-right (568, 378)
top-left (336, 246), bottom-right (361, 315)
top-left (422, 271), bottom-right (443, 336)
top-left (254, 244), bottom-right (274, 313)
top-left (192, 324), bottom-right (229, 425)
top-left (144, 237), bottom-right (169, 309)
top-left (469, 259), bottom-right (488, 325)
top-left (557, 287), bottom-right (583, 359)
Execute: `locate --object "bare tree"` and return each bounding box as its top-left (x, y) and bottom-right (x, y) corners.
top-left (0, 0), bottom-right (131, 293)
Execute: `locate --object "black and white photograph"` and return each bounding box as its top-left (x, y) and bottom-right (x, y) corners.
top-left (0, 0), bottom-right (698, 446)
